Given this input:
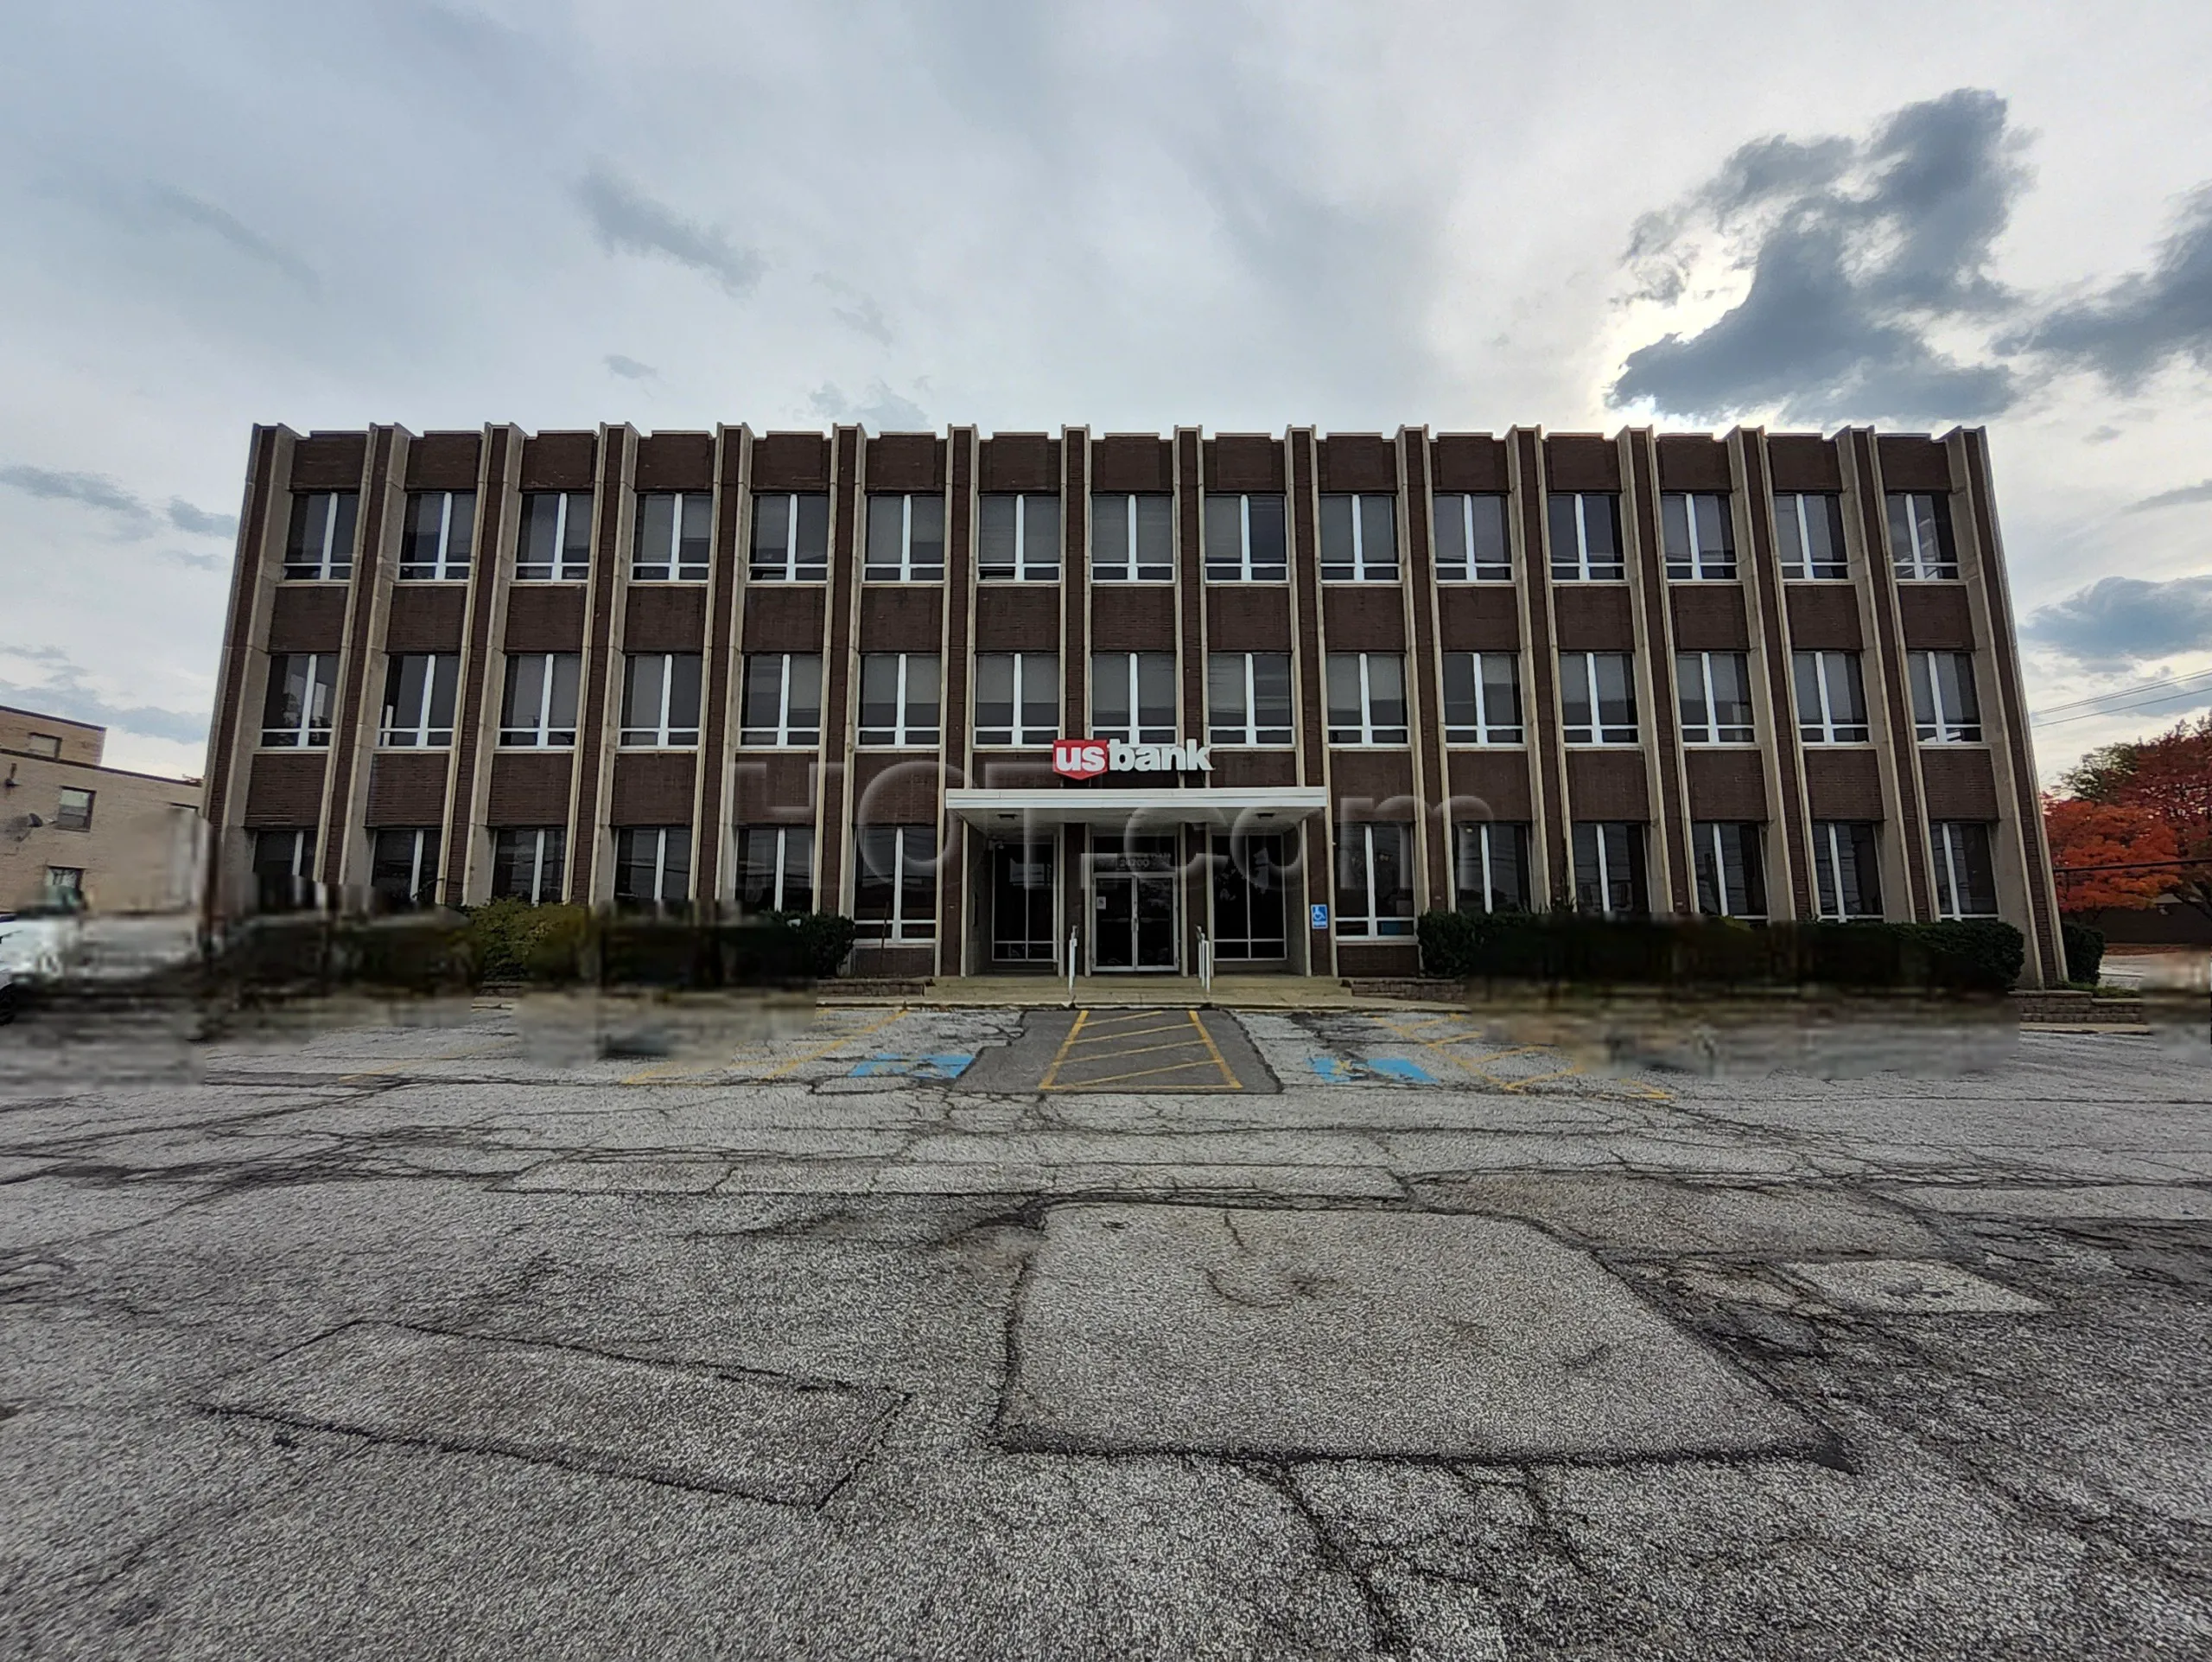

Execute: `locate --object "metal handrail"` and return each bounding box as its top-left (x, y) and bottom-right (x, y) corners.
top-left (1065, 927), bottom-right (1077, 1007)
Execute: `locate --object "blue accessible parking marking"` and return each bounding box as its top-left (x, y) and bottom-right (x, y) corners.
top-left (1308, 1056), bottom-right (1435, 1085)
top-left (849, 1054), bottom-right (976, 1080)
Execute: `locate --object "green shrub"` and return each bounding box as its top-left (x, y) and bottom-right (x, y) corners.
top-left (2062, 920), bottom-right (2106, 986)
top-left (1899, 920), bottom-right (2025, 992)
top-left (774, 911), bottom-right (859, 977)
top-left (466, 900), bottom-right (588, 984)
top-left (344, 913), bottom-right (475, 993)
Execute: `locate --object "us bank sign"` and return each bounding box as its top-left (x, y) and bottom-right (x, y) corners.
top-left (1052, 738), bottom-right (1213, 780)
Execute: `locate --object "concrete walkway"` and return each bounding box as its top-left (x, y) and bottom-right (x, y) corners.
top-left (827, 972), bottom-right (1464, 1010)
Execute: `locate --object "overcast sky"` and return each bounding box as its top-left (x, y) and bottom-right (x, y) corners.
top-left (3, 1), bottom-right (2209, 780)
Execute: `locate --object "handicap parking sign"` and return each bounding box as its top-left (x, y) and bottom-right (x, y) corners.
top-left (1310, 903), bottom-right (1329, 931)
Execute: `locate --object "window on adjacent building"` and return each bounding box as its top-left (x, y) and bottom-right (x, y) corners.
top-left (1455, 821), bottom-right (1531, 915)
top-left (260, 653), bottom-right (337, 748)
top-left (1548, 493), bottom-right (1624, 582)
top-left (25, 733), bottom-right (61, 758)
top-left (1207, 653), bottom-right (1294, 747)
top-left (1433, 493), bottom-right (1511, 583)
top-left (1090, 494), bottom-right (1173, 582)
top-left (1319, 494), bottom-right (1399, 583)
top-left (252, 828), bottom-right (317, 910)
top-left (1662, 492), bottom-right (1737, 580)
top-left (1325, 653), bottom-right (1409, 747)
top-left (1335, 822), bottom-right (1414, 937)
top-left (632, 493), bottom-right (711, 582)
top-left (855, 825), bottom-right (937, 941)
top-left (379, 654), bottom-right (460, 748)
top-left (283, 491), bottom-right (358, 581)
top-left (1572, 821), bottom-right (1649, 916)
top-left (1560, 652), bottom-right (1637, 745)
top-left (1931, 821), bottom-right (1999, 920)
top-left (499, 653), bottom-right (581, 748)
top-left (739, 653), bottom-right (822, 748)
top-left (1910, 651), bottom-right (1982, 742)
top-left (1776, 493), bottom-right (1848, 580)
top-left (1092, 652), bottom-right (1178, 745)
top-left (864, 494), bottom-right (945, 582)
top-left (45, 866), bottom-right (84, 896)
top-left (979, 494), bottom-right (1061, 582)
top-left (1888, 492), bottom-right (1959, 580)
top-left (1794, 651), bottom-right (1870, 744)
top-left (619, 653), bottom-right (702, 748)
top-left (515, 492), bottom-right (593, 582)
top-left (1441, 653), bottom-right (1522, 745)
top-left (398, 491), bottom-right (475, 581)
top-left (1812, 821), bottom-right (1883, 920)
top-left (1676, 651), bottom-right (1755, 744)
top-left (491, 827), bottom-right (566, 903)
top-left (1203, 493), bottom-right (1288, 583)
top-left (54, 787), bottom-right (94, 831)
top-left (857, 653), bottom-right (940, 748)
top-left (749, 493), bottom-right (830, 582)
top-left (614, 826), bottom-right (691, 909)
top-left (735, 825), bottom-right (815, 915)
top-left (370, 827), bottom-right (441, 910)
top-left (975, 653), bottom-right (1059, 746)
top-left (1691, 822), bottom-right (1766, 919)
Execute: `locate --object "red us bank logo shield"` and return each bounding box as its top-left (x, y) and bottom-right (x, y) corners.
top-left (1052, 739), bottom-right (1109, 780)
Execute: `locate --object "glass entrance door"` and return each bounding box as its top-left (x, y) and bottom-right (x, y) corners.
top-left (1090, 833), bottom-right (1179, 971)
top-left (990, 841), bottom-right (1056, 963)
top-left (1211, 831), bottom-right (1287, 960)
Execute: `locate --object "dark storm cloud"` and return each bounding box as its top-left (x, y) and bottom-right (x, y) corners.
top-left (574, 169), bottom-right (765, 296)
top-left (0, 465), bottom-right (234, 539)
top-left (2006, 186), bottom-right (2212, 390)
top-left (1612, 90), bottom-right (2028, 424)
top-left (2026, 574), bottom-right (2212, 667)
top-left (144, 185), bottom-right (321, 294)
top-left (2126, 479), bottom-right (2212, 513)
top-left (0, 643), bottom-right (207, 744)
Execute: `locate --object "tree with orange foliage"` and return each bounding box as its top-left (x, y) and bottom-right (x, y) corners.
top-left (2058, 711), bottom-right (2212, 922)
top-left (2043, 796), bottom-right (2180, 910)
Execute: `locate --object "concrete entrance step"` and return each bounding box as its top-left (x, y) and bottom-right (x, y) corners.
top-left (818, 973), bottom-right (1464, 1010)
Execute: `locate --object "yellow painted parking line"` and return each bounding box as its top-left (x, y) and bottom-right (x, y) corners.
top-left (760, 1005), bottom-right (911, 1079)
top-left (619, 1006), bottom-right (911, 1085)
top-left (1186, 1009), bottom-right (1241, 1090)
top-left (1046, 1058), bottom-right (1239, 1090)
top-left (1036, 1008), bottom-right (1091, 1092)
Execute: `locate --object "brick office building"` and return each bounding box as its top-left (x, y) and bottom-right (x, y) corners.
top-left (198, 423), bottom-right (2065, 986)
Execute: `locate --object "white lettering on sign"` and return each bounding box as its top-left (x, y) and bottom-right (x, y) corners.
top-left (1052, 737), bottom-right (1212, 780)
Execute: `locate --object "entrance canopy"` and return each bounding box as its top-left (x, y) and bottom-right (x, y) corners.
top-left (944, 786), bottom-right (1328, 831)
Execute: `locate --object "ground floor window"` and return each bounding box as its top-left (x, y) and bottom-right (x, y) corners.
top-left (1335, 822), bottom-right (1414, 938)
top-left (1453, 822), bottom-right (1530, 914)
top-left (491, 828), bottom-right (566, 904)
top-left (1691, 822), bottom-right (1766, 920)
top-left (614, 826), bottom-right (692, 909)
top-left (1571, 821), bottom-right (1648, 916)
top-left (736, 825), bottom-right (814, 914)
top-left (44, 866), bottom-right (84, 896)
top-left (1930, 821), bottom-right (1999, 920)
top-left (856, 825), bottom-right (937, 942)
top-left (989, 840), bottom-right (1056, 961)
top-left (370, 828), bottom-right (442, 909)
top-left (1211, 832), bottom-right (1287, 959)
top-left (1812, 821), bottom-right (1882, 920)
top-left (252, 828), bottom-right (317, 911)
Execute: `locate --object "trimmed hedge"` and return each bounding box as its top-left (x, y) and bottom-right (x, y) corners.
top-left (1416, 910), bottom-right (2026, 992)
top-left (2061, 920), bottom-right (2106, 986)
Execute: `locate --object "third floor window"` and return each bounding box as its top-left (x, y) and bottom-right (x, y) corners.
top-left (750, 493), bottom-right (829, 582)
top-left (1675, 651), bottom-right (1755, 744)
top-left (1776, 493), bottom-right (1847, 580)
top-left (1093, 652), bottom-right (1177, 745)
top-left (1661, 492), bottom-right (1736, 581)
top-left (975, 653), bottom-right (1058, 746)
top-left (1888, 492), bottom-right (1959, 580)
top-left (283, 491), bottom-right (357, 581)
top-left (739, 653), bottom-right (822, 748)
top-left (1548, 492), bottom-right (1624, 582)
top-left (1319, 494), bottom-right (1399, 583)
top-left (858, 653), bottom-right (940, 747)
top-left (865, 494), bottom-right (945, 583)
top-left (1091, 493), bottom-right (1173, 582)
top-left (979, 494), bottom-right (1060, 583)
top-left (619, 653), bottom-right (702, 748)
top-left (499, 653), bottom-right (580, 748)
top-left (260, 653), bottom-right (334, 748)
top-left (516, 492), bottom-right (593, 582)
top-left (1794, 651), bottom-right (1869, 744)
top-left (1433, 493), bottom-right (1512, 582)
top-left (379, 653), bottom-right (459, 748)
top-left (1441, 652), bottom-right (1522, 745)
top-left (1207, 653), bottom-right (1293, 747)
top-left (1560, 651), bottom-right (1637, 745)
top-left (1204, 493), bottom-right (1287, 583)
top-left (632, 493), bottom-right (710, 582)
top-left (398, 491), bottom-right (474, 581)
top-left (1910, 650), bottom-right (1982, 742)
top-left (1325, 653), bottom-right (1408, 747)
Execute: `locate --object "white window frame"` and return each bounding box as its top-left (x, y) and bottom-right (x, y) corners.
top-left (615, 826), bottom-right (690, 907)
top-left (515, 492), bottom-right (592, 583)
top-left (974, 653), bottom-right (1059, 747)
top-left (1433, 493), bottom-right (1512, 583)
top-left (1325, 653), bottom-right (1409, 748)
top-left (1691, 821), bottom-right (1766, 919)
top-left (1204, 494), bottom-right (1288, 583)
top-left (1319, 493), bottom-right (1401, 583)
top-left (857, 653), bottom-right (939, 748)
top-left (255, 828), bottom-right (316, 881)
top-left (285, 492), bottom-right (355, 581)
top-left (978, 494), bottom-right (1061, 583)
top-left (739, 653), bottom-right (822, 748)
top-left (1560, 652), bottom-right (1637, 746)
top-left (1930, 821), bottom-right (1999, 920)
top-left (1891, 493), bottom-right (1959, 581)
top-left (1207, 653), bottom-right (1294, 748)
top-left (863, 494), bottom-right (944, 583)
top-left (1572, 821), bottom-right (1644, 917)
top-left (499, 653), bottom-right (579, 748)
top-left (1662, 491), bottom-right (1737, 581)
top-left (1678, 651), bottom-right (1755, 745)
top-left (1796, 651), bottom-right (1870, 745)
top-left (748, 493), bottom-right (829, 583)
top-left (1910, 651), bottom-right (1982, 743)
top-left (398, 490), bottom-right (474, 581)
top-left (619, 653), bottom-right (702, 748)
top-left (45, 865), bottom-right (85, 894)
top-left (1551, 493), bottom-right (1624, 582)
top-left (1454, 821), bottom-right (1529, 914)
top-left (1092, 652), bottom-right (1178, 745)
top-left (1091, 493), bottom-right (1173, 583)
top-left (371, 827), bottom-right (441, 907)
top-left (1336, 822), bottom-right (1414, 938)
top-left (1442, 652), bottom-right (1523, 746)
top-left (378, 654), bottom-right (458, 748)
top-left (632, 492), bottom-right (711, 583)
top-left (1811, 821), bottom-right (1883, 920)
top-left (262, 653), bottom-right (335, 748)
top-left (855, 825), bottom-right (936, 942)
top-left (492, 827), bottom-right (565, 903)
top-left (54, 786), bottom-right (95, 831)
top-left (1777, 493), bottom-right (1847, 581)
top-left (735, 825), bottom-right (814, 914)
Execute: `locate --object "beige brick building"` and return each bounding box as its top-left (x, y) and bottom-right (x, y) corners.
top-left (0, 705), bottom-right (201, 914)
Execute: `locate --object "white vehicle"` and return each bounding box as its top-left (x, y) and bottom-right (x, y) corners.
top-left (0, 962), bottom-right (15, 1024)
top-left (0, 895), bottom-right (86, 989)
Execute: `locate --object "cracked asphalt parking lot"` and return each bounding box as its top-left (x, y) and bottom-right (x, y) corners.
top-left (3, 998), bottom-right (2210, 1660)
